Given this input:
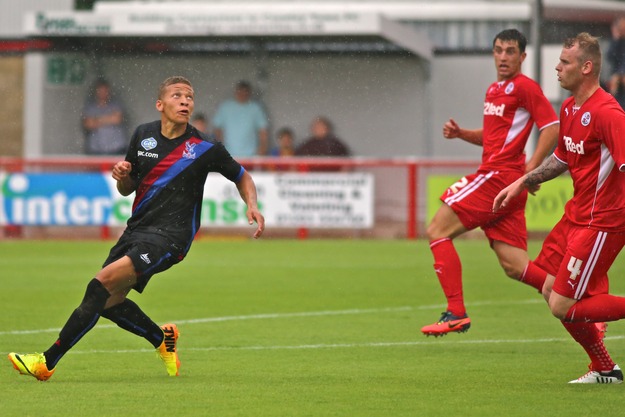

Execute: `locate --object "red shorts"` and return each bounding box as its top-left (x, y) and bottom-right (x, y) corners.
top-left (534, 217), bottom-right (625, 300)
top-left (441, 170), bottom-right (527, 250)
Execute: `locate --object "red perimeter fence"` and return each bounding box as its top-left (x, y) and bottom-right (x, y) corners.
top-left (0, 156), bottom-right (479, 240)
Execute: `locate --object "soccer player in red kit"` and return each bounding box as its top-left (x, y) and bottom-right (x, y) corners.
top-left (495, 33), bottom-right (625, 383)
top-left (421, 29), bottom-right (559, 336)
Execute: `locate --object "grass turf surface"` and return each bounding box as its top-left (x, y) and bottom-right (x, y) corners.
top-left (1, 238), bottom-right (624, 417)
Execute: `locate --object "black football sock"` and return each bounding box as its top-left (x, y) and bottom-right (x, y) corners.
top-left (101, 299), bottom-right (164, 349)
top-left (44, 278), bottom-right (110, 369)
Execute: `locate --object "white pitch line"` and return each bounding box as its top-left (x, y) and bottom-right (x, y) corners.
top-left (180, 306), bottom-right (413, 325)
top-left (0, 306), bottom-right (412, 336)
top-left (69, 335), bottom-right (625, 355)
top-left (416, 298), bottom-right (542, 311)
top-left (0, 298), bottom-right (543, 337)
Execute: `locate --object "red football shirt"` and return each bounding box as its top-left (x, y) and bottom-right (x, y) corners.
top-left (554, 88), bottom-right (625, 231)
top-left (480, 73), bottom-right (559, 173)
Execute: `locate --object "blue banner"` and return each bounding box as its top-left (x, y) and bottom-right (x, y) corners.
top-left (0, 173), bottom-right (120, 226)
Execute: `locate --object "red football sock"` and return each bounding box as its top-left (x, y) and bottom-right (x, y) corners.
top-left (565, 294), bottom-right (625, 322)
top-left (519, 261), bottom-right (547, 292)
top-left (430, 238), bottom-right (465, 317)
top-left (561, 321), bottom-right (615, 372)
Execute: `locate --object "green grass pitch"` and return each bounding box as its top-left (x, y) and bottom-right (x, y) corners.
top-left (1, 238), bottom-right (624, 417)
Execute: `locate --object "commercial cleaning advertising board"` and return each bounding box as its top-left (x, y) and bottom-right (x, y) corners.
top-left (0, 172), bottom-right (374, 229)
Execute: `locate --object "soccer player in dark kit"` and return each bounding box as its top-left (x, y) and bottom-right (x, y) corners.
top-left (8, 76), bottom-right (265, 381)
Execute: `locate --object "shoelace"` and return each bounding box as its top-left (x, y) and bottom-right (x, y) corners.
top-left (437, 312), bottom-right (451, 323)
top-left (574, 370), bottom-right (597, 381)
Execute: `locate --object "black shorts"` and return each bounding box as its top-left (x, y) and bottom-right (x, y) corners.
top-left (102, 229), bottom-right (186, 293)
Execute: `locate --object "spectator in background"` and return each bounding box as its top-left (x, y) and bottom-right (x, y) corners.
top-left (82, 78), bottom-right (127, 155)
top-left (268, 127), bottom-right (296, 172)
top-left (212, 80), bottom-right (269, 157)
top-left (191, 112), bottom-right (209, 133)
top-left (270, 127), bottom-right (296, 157)
top-left (294, 116), bottom-right (350, 157)
top-left (607, 16), bottom-right (625, 107)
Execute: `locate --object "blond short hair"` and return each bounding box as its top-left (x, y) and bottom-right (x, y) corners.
top-left (563, 32), bottom-right (602, 77)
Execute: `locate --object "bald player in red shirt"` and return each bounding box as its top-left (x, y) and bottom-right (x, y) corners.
top-left (421, 29), bottom-right (559, 336)
top-left (495, 32), bottom-right (625, 384)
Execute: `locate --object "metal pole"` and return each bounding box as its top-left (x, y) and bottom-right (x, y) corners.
top-left (532, 0), bottom-right (543, 87)
top-left (530, 0), bottom-right (544, 156)
top-left (406, 162), bottom-right (418, 239)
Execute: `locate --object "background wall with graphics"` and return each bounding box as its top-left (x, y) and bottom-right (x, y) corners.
top-left (0, 172), bottom-right (374, 229)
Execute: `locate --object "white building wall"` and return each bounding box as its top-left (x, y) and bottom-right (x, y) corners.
top-left (263, 55), bottom-right (426, 157)
top-left (0, 0), bottom-right (74, 38)
top-left (429, 55), bottom-right (490, 161)
top-left (429, 44), bottom-right (567, 162)
top-left (31, 52), bottom-right (428, 158)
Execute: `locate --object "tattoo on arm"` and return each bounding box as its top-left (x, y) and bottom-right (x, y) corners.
top-left (523, 155), bottom-right (568, 187)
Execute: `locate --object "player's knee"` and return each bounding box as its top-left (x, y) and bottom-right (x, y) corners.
top-left (95, 273), bottom-right (117, 294)
top-left (95, 257), bottom-right (137, 294)
top-left (503, 265), bottom-right (520, 280)
top-left (499, 259), bottom-right (523, 280)
top-left (549, 305), bottom-right (568, 320)
top-left (76, 278), bottom-right (111, 317)
top-left (84, 279), bottom-right (110, 302)
top-left (425, 223), bottom-right (438, 241)
top-left (426, 219), bottom-right (448, 241)
top-left (547, 298), bottom-right (570, 320)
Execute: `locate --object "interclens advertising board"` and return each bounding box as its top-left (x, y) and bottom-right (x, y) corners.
top-left (0, 172), bottom-right (374, 229)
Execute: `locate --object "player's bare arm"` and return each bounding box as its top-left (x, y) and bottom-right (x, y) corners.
top-left (236, 171), bottom-right (265, 239)
top-left (493, 154), bottom-right (567, 212)
top-left (523, 123), bottom-right (559, 195)
top-left (523, 154), bottom-right (568, 186)
top-left (443, 118), bottom-right (483, 146)
top-left (525, 123), bottom-right (559, 172)
top-left (112, 161), bottom-right (135, 196)
top-left (257, 128), bottom-right (269, 156)
top-left (85, 110), bottom-right (122, 129)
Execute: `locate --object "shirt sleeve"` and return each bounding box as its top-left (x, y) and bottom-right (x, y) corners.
top-left (209, 141), bottom-right (245, 182)
top-left (110, 101), bottom-right (124, 115)
top-left (519, 79), bottom-right (559, 130)
top-left (596, 104), bottom-right (625, 172)
top-left (125, 126), bottom-right (140, 183)
top-left (211, 102), bottom-right (226, 129)
top-left (253, 102), bottom-right (269, 129)
top-left (82, 103), bottom-right (96, 118)
top-left (553, 104), bottom-right (568, 165)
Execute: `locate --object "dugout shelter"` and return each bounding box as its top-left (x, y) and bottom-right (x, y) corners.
top-left (21, 2), bottom-right (433, 159)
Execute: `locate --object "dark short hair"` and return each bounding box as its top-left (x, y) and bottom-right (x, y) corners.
top-left (276, 127), bottom-right (294, 138)
top-left (493, 29), bottom-right (527, 53)
top-left (192, 112), bottom-right (206, 122)
top-left (235, 80), bottom-right (252, 91)
top-left (313, 116), bottom-right (334, 132)
top-left (158, 76), bottom-right (192, 99)
top-left (93, 77), bottom-right (109, 88)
